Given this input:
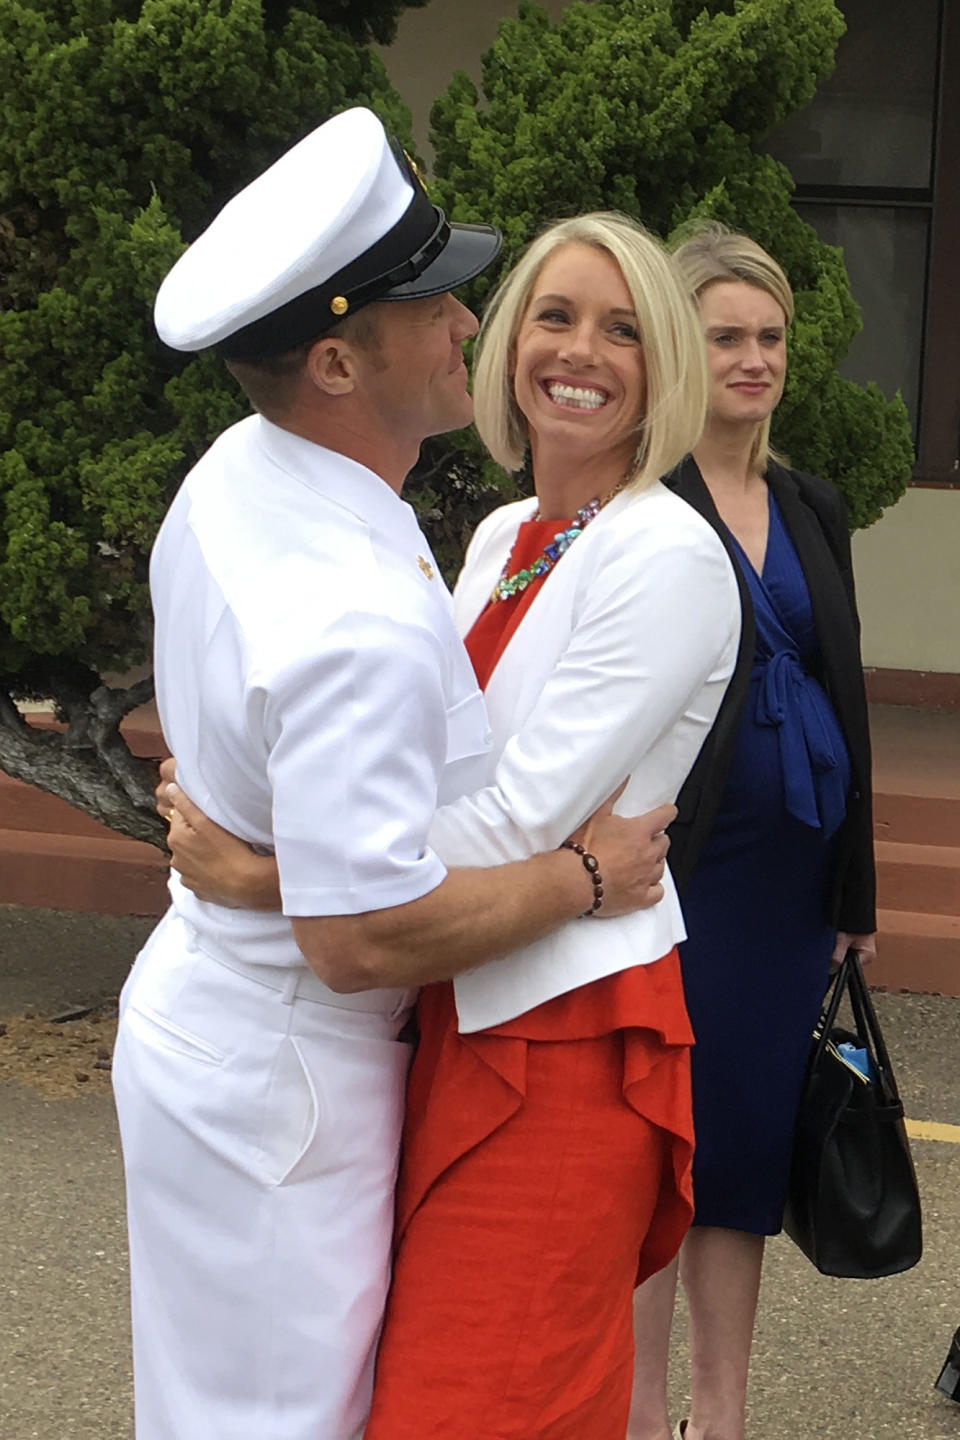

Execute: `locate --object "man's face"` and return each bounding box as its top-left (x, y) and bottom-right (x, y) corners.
top-left (355, 293), bottom-right (479, 448)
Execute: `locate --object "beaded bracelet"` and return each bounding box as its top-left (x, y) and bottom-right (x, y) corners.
top-left (560, 839), bottom-right (604, 917)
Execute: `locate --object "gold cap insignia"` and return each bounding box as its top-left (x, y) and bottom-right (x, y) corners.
top-left (417, 554), bottom-right (435, 581)
top-left (330, 295), bottom-right (349, 316)
top-left (404, 150), bottom-right (429, 196)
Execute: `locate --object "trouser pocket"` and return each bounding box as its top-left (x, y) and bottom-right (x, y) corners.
top-left (257, 1035), bottom-right (320, 1187)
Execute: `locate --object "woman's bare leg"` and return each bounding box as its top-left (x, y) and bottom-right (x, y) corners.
top-left (680, 1226), bottom-right (764, 1440)
top-left (626, 1255), bottom-right (679, 1440)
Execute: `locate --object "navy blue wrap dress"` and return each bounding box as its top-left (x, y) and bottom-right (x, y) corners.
top-left (679, 493), bottom-right (851, 1235)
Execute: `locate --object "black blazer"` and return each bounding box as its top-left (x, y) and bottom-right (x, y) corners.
top-left (662, 456), bottom-right (876, 934)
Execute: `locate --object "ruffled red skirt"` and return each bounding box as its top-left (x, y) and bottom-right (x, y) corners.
top-left (365, 950), bottom-right (694, 1440)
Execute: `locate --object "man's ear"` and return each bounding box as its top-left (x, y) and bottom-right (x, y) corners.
top-left (304, 336), bottom-right (360, 397)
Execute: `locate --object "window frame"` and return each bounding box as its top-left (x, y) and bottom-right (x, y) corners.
top-left (770, 0), bottom-right (958, 487)
top-left (913, 0), bottom-right (960, 485)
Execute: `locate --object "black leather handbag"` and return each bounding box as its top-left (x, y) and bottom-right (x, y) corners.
top-left (935, 1327), bottom-right (960, 1401)
top-left (782, 949), bottom-right (922, 1278)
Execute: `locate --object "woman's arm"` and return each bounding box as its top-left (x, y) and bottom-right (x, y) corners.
top-left (794, 469), bottom-right (877, 934)
top-left (803, 474), bottom-right (859, 618)
top-left (157, 762), bottom-right (676, 919)
top-left (159, 775), bottom-right (283, 909)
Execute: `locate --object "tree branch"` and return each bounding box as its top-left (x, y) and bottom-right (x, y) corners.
top-left (0, 682), bottom-right (168, 849)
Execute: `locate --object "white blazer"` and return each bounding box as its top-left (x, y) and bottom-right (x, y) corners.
top-left (427, 480), bottom-right (742, 1034)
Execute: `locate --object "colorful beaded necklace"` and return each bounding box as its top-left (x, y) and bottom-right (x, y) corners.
top-left (490, 480), bottom-right (626, 604)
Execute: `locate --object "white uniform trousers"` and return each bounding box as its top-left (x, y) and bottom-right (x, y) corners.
top-left (112, 912), bottom-right (413, 1440)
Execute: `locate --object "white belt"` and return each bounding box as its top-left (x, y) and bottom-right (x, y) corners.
top-left (189, 932), bottom-right (414, 1016)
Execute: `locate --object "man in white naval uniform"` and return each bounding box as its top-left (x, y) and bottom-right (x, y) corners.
top-left (112, 108), bottom-right (670, 1440)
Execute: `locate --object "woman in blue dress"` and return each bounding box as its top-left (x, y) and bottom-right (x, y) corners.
top-left (628, 227), bottom-right (877, 1440)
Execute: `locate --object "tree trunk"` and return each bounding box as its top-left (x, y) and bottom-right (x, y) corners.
top-left (0, 680), bottom-right (168, 849)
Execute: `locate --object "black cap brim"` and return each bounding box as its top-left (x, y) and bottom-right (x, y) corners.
top-left (379, 222), bottom-right (502, 301)
top-left (218, 208), bottom-right (501, 361)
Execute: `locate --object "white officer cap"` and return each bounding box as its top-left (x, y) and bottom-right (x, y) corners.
top-left (154, 107), bottom-right (501, 361)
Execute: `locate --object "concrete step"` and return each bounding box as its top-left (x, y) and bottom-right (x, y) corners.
top-left (871, 908), bottom-right (960, 997)
top-left (870, 704), bottom-right (960, 849)
top-left (0, 770), bottom-right (129, 839)
top-left (875, 839), bottom-right (960, 915)
top-left (873, 790), bottom-right (960, 848)
top-left (0, 709), bottom-right (168, 915)
top-left (0, 827), bottom-right (168, 918)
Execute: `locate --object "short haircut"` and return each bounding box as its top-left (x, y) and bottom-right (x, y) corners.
top-left (472, 212), bottom-right (708, 490)
top-left (225, 306), bottom-right (383, 420)
top-left (672, 223), bottom-right (794, 475)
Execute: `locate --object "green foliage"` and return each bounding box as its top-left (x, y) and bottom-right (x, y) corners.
top-left (0, 0), bottom-right (418, 692)
top-left (413, 0), bottom-right (913, 563)
top-left (0, 0), bottom-right (916, 697)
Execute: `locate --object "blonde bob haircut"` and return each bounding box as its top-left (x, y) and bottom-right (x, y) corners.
top-left (672, 222), bottom-right (794, 476)
top-left (472, 212), bottom-right (708, 490)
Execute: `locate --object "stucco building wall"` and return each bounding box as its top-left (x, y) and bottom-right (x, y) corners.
top-left (853, 488), bottom-right (959, 675)
top-left (376, 0), bottom-right (569, 158)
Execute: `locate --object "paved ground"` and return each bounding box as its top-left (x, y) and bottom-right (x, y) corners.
top-left (1, 904), bottom-right (959, 1439)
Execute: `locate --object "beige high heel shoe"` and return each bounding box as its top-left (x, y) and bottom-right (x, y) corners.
top-left (673, 1424), bottom-right (688, 1439)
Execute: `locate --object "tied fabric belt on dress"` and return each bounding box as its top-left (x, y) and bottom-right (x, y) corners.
top-left (754, 648), bottom-right (847, 839)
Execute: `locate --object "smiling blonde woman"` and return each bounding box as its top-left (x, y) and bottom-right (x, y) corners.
top-left (362, 214), bottom-right (739, 1439)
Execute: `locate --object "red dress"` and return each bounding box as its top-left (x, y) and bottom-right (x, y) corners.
top-left (365, 519), bottom-right (695, 1440)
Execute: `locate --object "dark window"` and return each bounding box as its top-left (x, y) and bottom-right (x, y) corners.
top-left (764, 0), bottom-right (959, 481)
top-left (791, 202), bottom-right (929, 432)
top-left (767, 0), bottom-right (940, 189)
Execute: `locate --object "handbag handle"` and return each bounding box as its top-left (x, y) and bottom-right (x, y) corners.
top-left (809, 949), bottom-right (902, 1106)
top-left (810, 954), bottom-right (849, 1061)
top-left (843, 949), bottom-right (902, 1105)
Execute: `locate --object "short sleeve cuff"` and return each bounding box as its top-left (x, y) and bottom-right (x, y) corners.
top-left (279, 849), bottom-right (448, 917)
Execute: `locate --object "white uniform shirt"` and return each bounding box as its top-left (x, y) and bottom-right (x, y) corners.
top-left (151, 414), bottom-right (491, 969)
